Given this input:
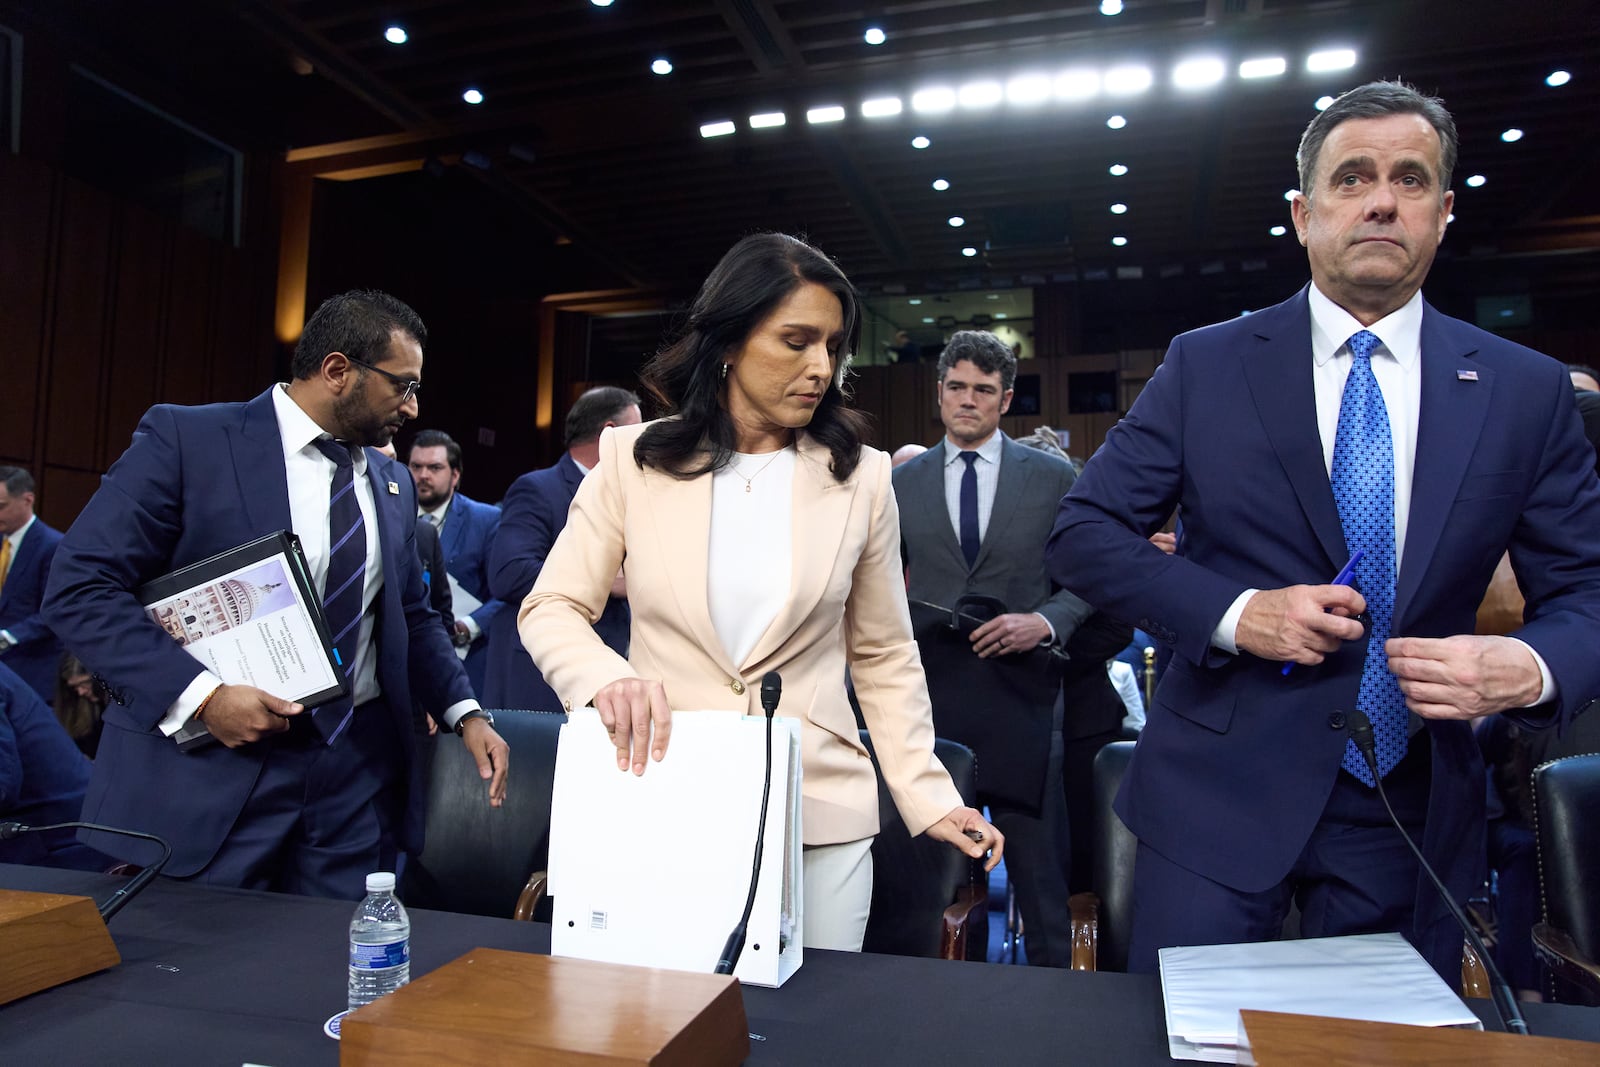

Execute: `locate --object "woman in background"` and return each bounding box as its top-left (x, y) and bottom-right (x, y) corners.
top-left (54, 652), bottom-right (104, 758)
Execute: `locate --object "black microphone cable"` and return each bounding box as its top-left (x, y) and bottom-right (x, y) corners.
top-left (0, 820), bottom-right (172, 921)
top-left (715, 671), bottom-right (782, 975)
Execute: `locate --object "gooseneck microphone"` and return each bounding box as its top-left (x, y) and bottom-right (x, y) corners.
top-left (0, 821), bottom-right (173, 922)
top-left (1345, 710), bottom-right (1528, 1036)
top-left (715, 671), bottom-right (782, 976)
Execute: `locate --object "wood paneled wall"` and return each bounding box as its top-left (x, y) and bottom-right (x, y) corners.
top-left (0, 152), bottom-right (277, 530)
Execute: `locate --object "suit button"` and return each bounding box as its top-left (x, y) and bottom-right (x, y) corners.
top-left (1328, 711), bottom-right (1346, 730)
top-left (730, 679), bottom-right (746, 695)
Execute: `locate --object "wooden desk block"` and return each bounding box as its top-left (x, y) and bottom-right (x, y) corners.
top-left (340, 948), bottom-right (749, 1067)
top-left (1240, 1008), bottom-right (1600, 1065)
top-left (0, 889), bottom-right (121, 1006)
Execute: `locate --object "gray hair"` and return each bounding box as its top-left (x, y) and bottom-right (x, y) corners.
top-left (1296, 80), bottom-right (1457, 201)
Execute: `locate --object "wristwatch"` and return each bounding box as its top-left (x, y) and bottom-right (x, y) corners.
top-left (454, 709), bottom-right (495, 736)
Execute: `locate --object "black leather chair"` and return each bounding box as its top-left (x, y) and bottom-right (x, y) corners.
top-left (1068, 740), bottom-right (1137, 972)
top-left (860, 731), bottom-right (989, 961)
top-left (1531, 753), bottom-right (1600, 1005)
top-left (400, 709), bottom-right (564, 920)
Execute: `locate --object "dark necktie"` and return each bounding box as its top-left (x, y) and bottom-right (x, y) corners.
top-left (312, 438), bottom-right (367, 745)
top-left (1330, 330), bottom-right (1407, 785)
top-left (959, 451), bottom-right (980, 568)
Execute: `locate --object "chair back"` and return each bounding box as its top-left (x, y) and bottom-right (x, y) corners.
top-left (1532, 754), bottom-right (1600, 992)
top-left (1091, 740), bottom-right (1139, 972)
top-left (401, 710), bottom-right (564, 918)
top-left (861, 732), bottom-right (988, 960)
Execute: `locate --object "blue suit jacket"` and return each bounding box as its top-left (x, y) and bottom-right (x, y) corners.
top-left (0, 518), bottom-right (64, 703)
top-left (484, 453), bottom-right (628, 711)
top-left (438, 490), bottom-right (501, 695)
top-left (42, 387), bottom-right (474, 875)
top-left (0, 661), bottom-right (94, 866)
top-left (1048, 289), bottom-right (1600, 918)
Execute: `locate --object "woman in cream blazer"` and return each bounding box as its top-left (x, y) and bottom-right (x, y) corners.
top-left (520, 234), bottom-right (1000, 950)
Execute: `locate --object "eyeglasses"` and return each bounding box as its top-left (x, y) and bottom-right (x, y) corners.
top-left (346, 355), bottom-right (421, 403)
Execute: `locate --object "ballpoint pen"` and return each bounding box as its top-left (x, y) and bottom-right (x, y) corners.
top-left (1281, 549), bottom-right (1364, 676)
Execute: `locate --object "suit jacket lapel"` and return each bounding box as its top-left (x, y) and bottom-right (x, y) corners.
top-left (743, 434), bottom-right (853, 670)
top-left (1240, 290), bottom-right (1347, 571)
top-left (0, 526), bottom-right (38, 609)
top-left (440, 493), bottom-right (466, 558)
top-left (978, 436), bottom-right (1027, 570)
top-left (910, 444), bottom-right (966, 571)
top-left (233, 388), bottom-right (294, 535)
top-left (1394, 305), bottom-right (1490, 626)
top-left (366, 454), bottom-right (408, 603)
top-left (643, 450), bottom-right (735, 675)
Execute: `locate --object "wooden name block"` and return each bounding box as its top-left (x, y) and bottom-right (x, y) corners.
top-left (341, 948), bottom-right (749, 1067)
top-left (0, 890), bottom-right (121, 1006)
top-left (1240, 1009), bottom-right (1600, 1066)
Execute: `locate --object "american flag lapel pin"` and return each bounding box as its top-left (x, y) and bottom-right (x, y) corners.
top-left (387, 480), bottom-right (400, 495)
top-left (1457, 369), bottom-right (1479, 381)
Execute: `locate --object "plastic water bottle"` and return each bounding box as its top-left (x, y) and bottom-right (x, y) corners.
top-left (348, 872), bottom-right (410, 1010)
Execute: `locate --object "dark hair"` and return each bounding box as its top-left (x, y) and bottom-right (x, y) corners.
top-left (0, 467), bottom-right (34, 497)
top-left (633, 233), bottom-right (868, 482)
top-left (410, 429), bottom-right (462, 472)
top-left (565, 386), bottom-right (641, 448)
top-left (1566, 364), bottom-right (1600, 389)
top-left (291, 289), bottom-right (427, 380)
top-left (937, 330), bottom-right (1019, 392)
top-left (55, 651), bottom-right (104, 748)
top-left (1296, 81), bottom-right (1457, 199)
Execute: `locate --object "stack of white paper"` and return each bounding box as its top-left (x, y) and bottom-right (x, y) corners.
top-left (547, 709), bottom-right (804, 988)
top-left (1160, 932), bottom-right (1482, 1063)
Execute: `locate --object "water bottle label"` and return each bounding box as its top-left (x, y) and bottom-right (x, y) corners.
top-left (350, 939), bottom-right (409, 969)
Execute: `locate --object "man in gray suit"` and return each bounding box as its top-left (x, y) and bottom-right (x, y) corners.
top-left (893, 330), bottom-right (1089, 967)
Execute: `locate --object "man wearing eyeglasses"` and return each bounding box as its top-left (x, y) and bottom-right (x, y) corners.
top-left (45, 289), bottom-right (509, 901)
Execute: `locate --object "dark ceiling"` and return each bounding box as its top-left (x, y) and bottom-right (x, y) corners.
top-left (15, 0), bottom-right (1600, 314)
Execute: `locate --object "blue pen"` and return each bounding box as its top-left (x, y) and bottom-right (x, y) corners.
top-left (1281, 549), bottom-right (1364, 676)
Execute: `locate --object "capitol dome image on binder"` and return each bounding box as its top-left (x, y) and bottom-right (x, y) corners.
top-left (146, 563), bottom-right (293, 648)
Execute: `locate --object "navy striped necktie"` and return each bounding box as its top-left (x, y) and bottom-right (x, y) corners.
top-left (312, 437), bottom-right (366, 745)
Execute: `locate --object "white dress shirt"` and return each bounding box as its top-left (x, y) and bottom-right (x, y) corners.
top-left (708, 447), bottom-right (795, 666)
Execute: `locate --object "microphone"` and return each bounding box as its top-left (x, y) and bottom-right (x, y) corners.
top-left (715, 671), bottom-right (782, 976)
top-left (0, 821), bottom-right (173, 922)
top-left (1344, 710), bottom-right (1528, 1036)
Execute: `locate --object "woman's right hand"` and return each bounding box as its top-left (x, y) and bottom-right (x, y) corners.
top-left (593, 677), bottom-right (672, 775)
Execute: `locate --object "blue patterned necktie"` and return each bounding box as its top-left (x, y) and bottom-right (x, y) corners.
top-left (1330, 330), bottom-right (1407, 785)
top-left (958, 451), bottom-right (980, 568)
top-left (312, 438), bottom-right (367, 745)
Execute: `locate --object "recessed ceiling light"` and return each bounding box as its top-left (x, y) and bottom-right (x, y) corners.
top-left (948, 216), bottom-right (966, 227)
top-left (1105, 66), bottom-right (1153, 95)
top-left (1239, 57), bottom-right (1287, 79)
top-left (700, 120), bottom-right (736, 138)
top-left (1500, 127), bottom-right (1524, 142)
top-left (1111, 236), bottom-right (1128, 247)
top-left (750, 112), bottom-right (786, 129)
top-left (911, 87), bottom-right (957, 113)
top-left (1006, 74), bottom-right (1054, 105)
top-left (1056, 69), bottom-right (1100, 101)
top-left (1546, 70), bottom-right (1572, 88)
top-left (1108, 163), bottom-right (1129, 176)
top-left (1314, 95), bottom-right (1336, 111)
top-left (651, 58), bottom-right (673, 76)
top-left (591, 0), bottom-right (614, 6)
top-left (462, 88), bottom-right (484, 105)
top-left (861, 96), bottom-right (903, 118)
top-left (1283, 189), bottom-right (1298, 201)
top-left (922, 316), bottom-right (936, 323)
top-left (1306, 49), bottom-right (1357, 73)
top-left (1270, 225), bottom-right (1287, 236)
top-left (384, 26), bottom-right (408, 45)
top-left (1110, 203), bottom-right (1128, 214)
top-left (1447, 213), bottom-right (1456, 224)
top-left (995, 313), bottom-right (1008, 320)
top-left (961, 246), bottom-right (978, 257)
top-left (958, 81), bottom-right (1004, 109)
top-left (1173, 58), bottom-right (1226, 90)
top-left (911, 135), bottom-right (931, 149)
top-left (931, 178), bottom-right (951, 191)
top-left (1100, 0), bottom-right (1124, 14)
top-left (807, 105), bottom-right (846, 124)
top-left (1465, 174), bottom-right (1487, 188)
top-left (864, 26), bottom-right (886, 46)
top-left (909, 298), bottom-right (923, 305)
top-left (1106, 114), bottom-right (1128, 130)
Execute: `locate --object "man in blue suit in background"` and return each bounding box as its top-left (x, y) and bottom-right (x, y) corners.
top-left (408, 429), bottom-right (501, 697)
top-left (484, 386), bottom-right (639, 711)
top-left (1049, 82), bottom-right (1600, 981)
top-left (0, 661), bottom-right (108, 870)
top-left (0, 467), bottom-right (64, 704)
top-left (45, 290), bottom-right (509, 899)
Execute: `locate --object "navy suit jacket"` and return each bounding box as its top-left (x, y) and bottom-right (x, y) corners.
top-left (0, 518), bottom-right (64, 703)
top-left (437, 490), bottom-right (501, 695)
top-left (43, 387), bottom-right (474, 875)
top-left (0, 661), bottom-right (94, 866)
top-left (1048, 289), bottom-right (1600, 918)
top-left (484, 453), bottom-right (628, 711)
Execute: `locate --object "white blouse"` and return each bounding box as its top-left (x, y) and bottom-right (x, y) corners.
top-left (707, 446), bottom-right (795, 666)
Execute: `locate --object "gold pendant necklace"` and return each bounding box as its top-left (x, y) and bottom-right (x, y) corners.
top-left (730, 448), bottom-right (785, 493)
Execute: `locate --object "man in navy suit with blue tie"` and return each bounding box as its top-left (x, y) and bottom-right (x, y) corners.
top-left (484, 386), bottom-right (639, 711)
top-left (0, 468), bottom-right (64, 704)
top-left (1049, 82), bottom-right (1600, 980)
top-left (45, 290), bottom-right (509, 899)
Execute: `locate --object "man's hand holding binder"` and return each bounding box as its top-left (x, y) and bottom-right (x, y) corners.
top-left (191, 684), bottom-right (305, 747)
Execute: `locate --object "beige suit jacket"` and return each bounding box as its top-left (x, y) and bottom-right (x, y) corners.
top-left (519, 420), bottom-right (962, 845)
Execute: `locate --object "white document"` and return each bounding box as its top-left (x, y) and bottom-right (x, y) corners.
top-left (548, 709), bottom-right (804, 988)
top-left (1160, 932), bottom-right (1482, 1063)
top-left (445, 575), bottom-right (481, 661)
